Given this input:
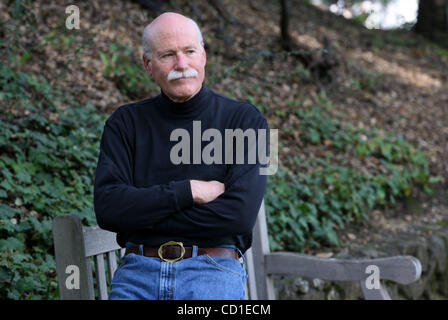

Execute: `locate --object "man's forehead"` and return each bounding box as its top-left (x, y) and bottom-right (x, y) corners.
top-left (153, 26), bottom-right (196, 39)
top-left (150, 25), bottom-right (200, 50)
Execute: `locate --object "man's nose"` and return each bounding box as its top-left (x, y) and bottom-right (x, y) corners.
top-left (175, 52), bottom-right (188, 70)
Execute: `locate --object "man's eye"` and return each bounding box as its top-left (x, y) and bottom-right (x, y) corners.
top-left (186, 50), bottom-right (195, 54)
top-left (160, 53), bottom-right (174, 59)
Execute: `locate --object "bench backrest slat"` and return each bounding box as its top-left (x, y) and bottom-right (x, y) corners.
top-left (94, 253), bottom-right (108, 300)
top-left (107, 251), bottom-right (118, 283)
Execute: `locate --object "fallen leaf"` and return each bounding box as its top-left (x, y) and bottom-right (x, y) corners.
top-left (316, 252), bottom-right (333, 258)
top-left (347, 233), bottom-right (356, 240)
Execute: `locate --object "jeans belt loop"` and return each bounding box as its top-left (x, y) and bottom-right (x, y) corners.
top-left (192, 245), bottom-right (198, 257)
top-left (138, 244), bottom-right (144, 256)
top-left (235, 247), bottom-right (246, 266)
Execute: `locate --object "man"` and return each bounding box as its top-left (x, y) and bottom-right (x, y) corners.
top-left (94, 12), bottom-right (268, 300)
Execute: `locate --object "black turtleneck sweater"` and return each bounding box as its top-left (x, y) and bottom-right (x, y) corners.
top-left (93, 84), bottom-right (268, 253)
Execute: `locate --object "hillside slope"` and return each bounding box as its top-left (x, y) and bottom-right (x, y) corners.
top-left (1, 0), bottom-right (448, 299)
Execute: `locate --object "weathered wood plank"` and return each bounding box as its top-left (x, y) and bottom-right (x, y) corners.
top-left (52, 214), bottom-right (95, 300)
top-left (85, 256), bottom-right (94, 298)
top-left (265, 252), bottom-right (422, 284)
top-left (95, 254), bottom-right (108, 300)
top-left (360, 280), bottom-right (391, 300)
top-left (83, 226), bottom-right (121, 257)
top-left (244, 248), bottom-right (258, 300)
top-left (107, 251), bottom-right (118, 283)
top-left (251, 200), bottom-right (276, 299)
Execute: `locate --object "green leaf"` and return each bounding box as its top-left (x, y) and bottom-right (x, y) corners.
top-left (11, 253), bottom-right (32, 264)
top-left (0, 204), bottom-right (20, 219)
top-left (0, 267), bottom-right (11, 282)
top-left (0, 189), bottom-right (7, 198)
top-left (0, 237), bottom-right (25, 251)
top-left (309, 128), bottom-right (321, 143)
top-left (100, 52), bottom-right (109, 67)
top-left (428, 176), bottom-right (442, 184)
top-left (16, 170), bottom-right (32, 184)
top-left (423, 185), bottom-right (434, 195)
top-left (20, 50), bottom-right (31, 65)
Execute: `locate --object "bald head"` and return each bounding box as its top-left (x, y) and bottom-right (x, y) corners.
top-left (142, 12), bottom-right (204, 60)
top-left (141, 12), bottom-right (207, 103)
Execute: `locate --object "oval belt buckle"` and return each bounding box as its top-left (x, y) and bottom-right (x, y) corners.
top-left (158, 241), bottom-right (185, 262)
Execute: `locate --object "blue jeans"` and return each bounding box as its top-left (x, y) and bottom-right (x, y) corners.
top-left (108, 245), bottom-right (247, 300)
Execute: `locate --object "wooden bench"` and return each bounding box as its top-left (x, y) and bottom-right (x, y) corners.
top-left (52, 200), bottom-right (422, 300)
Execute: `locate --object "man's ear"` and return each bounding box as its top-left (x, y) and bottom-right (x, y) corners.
top-left (201, 42), bottom-right (206, 63)
top-left (142, 55), bottom-right (152, 77)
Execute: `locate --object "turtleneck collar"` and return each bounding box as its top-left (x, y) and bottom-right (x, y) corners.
top-left (158, 83), bottom-right (209, 117)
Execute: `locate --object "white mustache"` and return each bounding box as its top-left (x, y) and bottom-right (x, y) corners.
top-left (167, 68), bottom-right (198, 81)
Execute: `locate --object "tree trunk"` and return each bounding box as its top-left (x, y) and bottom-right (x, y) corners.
top-left (280, 0), bottom-right (292, 51)
top-left (413, 0), bottom-right (448, 43)
top-left (135, 0), bottom-right (165, 14)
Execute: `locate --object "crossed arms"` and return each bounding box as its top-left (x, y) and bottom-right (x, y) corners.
top-left (93, 109), bottom-right (268, 239)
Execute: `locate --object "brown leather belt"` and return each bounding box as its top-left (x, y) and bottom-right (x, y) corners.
top-left (125, 241), bottom-right (239, 262)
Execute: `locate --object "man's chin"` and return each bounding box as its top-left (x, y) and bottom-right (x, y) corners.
top-left (166, 88), bottom-right (197, 103)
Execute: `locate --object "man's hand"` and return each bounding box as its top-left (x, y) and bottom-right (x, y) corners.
top-left (190, 180), bottom-right (225, 204)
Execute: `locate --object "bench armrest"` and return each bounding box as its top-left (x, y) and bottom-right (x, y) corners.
top-left (265, 252), bottom-right (422, 285)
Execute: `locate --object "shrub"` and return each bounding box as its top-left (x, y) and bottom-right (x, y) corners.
top-left (264, 100), bottom-right (433, 252)
top-left (0, 62), bottom-right (104, 299)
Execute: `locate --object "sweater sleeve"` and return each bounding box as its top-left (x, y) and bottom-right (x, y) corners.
top-left (152, 115), bottom-right (269, 238)
top-left (93, 109), bottom-right (194, 233)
